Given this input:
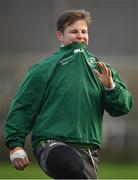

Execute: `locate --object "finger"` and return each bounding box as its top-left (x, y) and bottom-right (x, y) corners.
top-left (108, 68), bottom-right (112, 78)
top-left (12, 158), bottom-right (27, 170)
top-left (96, 62), bottom-right (106, 74)
top-left (93, 69), bottom-right (101, 78)
top-left (12, 160), bottom-right (24, 170)
top-left (96, 62), bottom-right (109, 72)
top-left (24, 156), bottom-right (30, 165)
top-left (14, 159), bottom-right (25, 170)
top-left (96, 61), bottom-right (103, 69)
top-left (101, 62), bottom-right (109, 70)
top-left (20, 157), bottom-right (29, 167)
top-left (100, 62), bottom-right (110, 75)
top-left (19, 157), bottom-right (30, 167)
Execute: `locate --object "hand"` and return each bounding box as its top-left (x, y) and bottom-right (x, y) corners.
top-left (10, 147), bottom-right (30, 170)
top-left (93, 61), bottom-right (115, 89)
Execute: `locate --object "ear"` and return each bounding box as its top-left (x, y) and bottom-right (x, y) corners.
top-left (56, 31), bottom-right (63, 42)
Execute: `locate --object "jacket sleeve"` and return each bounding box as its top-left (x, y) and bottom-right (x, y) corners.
top-left (4, 64), bottom-right (47, 149)
top-left (104, 66), bottom-right (132, 117)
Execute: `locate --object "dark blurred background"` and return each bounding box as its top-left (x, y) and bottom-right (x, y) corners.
top-left (0, 0), bottom-right (137, 163)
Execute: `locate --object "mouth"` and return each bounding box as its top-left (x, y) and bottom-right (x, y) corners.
top-left (73, 40), bottom-right (86, 43)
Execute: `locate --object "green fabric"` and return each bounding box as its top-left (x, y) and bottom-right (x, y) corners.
top-left (4, 42), bottom-right (132, 149)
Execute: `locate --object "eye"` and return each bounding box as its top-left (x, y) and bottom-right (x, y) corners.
top-left (69, 29), bottom-right (87, 34)
top-left (70, 30), bottom-right (78, 34)
top-left (82, 30), bottom-right (87, 33)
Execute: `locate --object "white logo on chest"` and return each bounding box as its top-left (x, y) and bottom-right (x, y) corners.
top-left (74, 48), bottom-right (84, 54)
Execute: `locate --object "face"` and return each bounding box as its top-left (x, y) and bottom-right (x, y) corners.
top-left (56, 20), bottom-right (89, 46)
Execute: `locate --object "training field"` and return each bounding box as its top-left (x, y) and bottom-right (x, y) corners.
top-left (0, 162), bottom-right (138, 179)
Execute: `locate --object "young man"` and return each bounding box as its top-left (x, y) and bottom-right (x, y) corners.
top-left (5, 9), bottom-right (132, 179)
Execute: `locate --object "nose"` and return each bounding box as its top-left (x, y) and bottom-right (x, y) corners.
top-left (76, 31), bottom-right (83, 38)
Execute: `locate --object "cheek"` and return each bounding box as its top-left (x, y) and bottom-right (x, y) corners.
top-left (65, 35), bottom-right (75, 42)
top-left (85, 34), bottom-right (89, 39)
top-left (85, 35), bottom-right (89, 42)
top-left (68, 34), bottom-right (76, 39)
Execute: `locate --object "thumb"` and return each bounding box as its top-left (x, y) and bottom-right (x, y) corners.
top-left (93, 69), bottom-right (101, 78)
top-left (24, 155), bottom-right (30, 164)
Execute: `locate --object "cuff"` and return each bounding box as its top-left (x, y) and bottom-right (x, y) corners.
top-left (104, 82), bottom-right (115, 90)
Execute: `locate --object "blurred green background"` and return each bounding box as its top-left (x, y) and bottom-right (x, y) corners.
top-left (1, 162), bottom-right (138, 179)
top-left (0, 0), bottom-right (137, 179)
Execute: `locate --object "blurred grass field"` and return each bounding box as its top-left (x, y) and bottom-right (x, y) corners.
top-left (0, 162), bottom-right (138, 179)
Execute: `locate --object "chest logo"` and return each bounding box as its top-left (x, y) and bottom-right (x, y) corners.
top-left (87, 57), bottom-right (96, 68)
top-left (58, 55), bottom-right (73, 65)
top-left (74, 48), bottom-right (84, 54)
